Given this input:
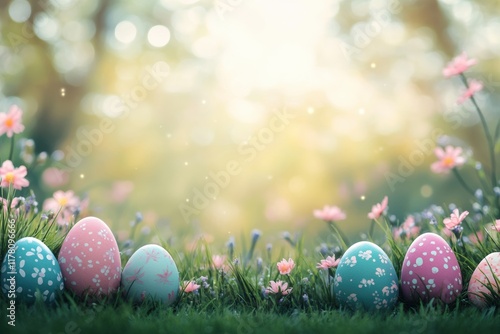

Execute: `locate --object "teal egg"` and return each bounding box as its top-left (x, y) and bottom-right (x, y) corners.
top-left (1, 237), bottom-right (64, 304)
top-left (121, 244), bottom-right (179, 304)
top-left (334, 241), bottom-right (399, 311)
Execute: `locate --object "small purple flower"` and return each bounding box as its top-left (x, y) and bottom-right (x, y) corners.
top-left (266, 243), bottom-right (272, 253)
top-left (256, 257), bottom-right (263, 274)
top-left (282, 231), bottom-right (296, 247)
top-left (251, 229), bottom-right (262, 243)
top-left (24, 194), bottom-right (37, 212)
top-left (474, 189), bottom-right (483, 202)
top-left (135, 212), bottom-right (143, 224)
top-left (227, 236), bottom-right (235, 259)
top-left (318, 243), bottom-right (328, 257)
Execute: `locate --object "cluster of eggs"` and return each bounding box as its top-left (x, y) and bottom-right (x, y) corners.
top-left (334, 233), bottom-right (500, 311)
top-left (2, 218), bottom-right (499, 309)
top-left (1, 217), bottom-right (179, 305)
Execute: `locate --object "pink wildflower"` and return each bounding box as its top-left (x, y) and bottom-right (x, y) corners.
top-left (44, 190), bottom-right (80, 209)
top-left (367, 196), bottom-right (388, 220)
top-left (0, 197), bottom-right (23, 216)
top-left (442, 227), bottom-right (454, 238)
top-left (0, 160), bottom-right (29, 190)
top-left (430, 146), bottom-right (466, 174)
top-left (277, 258), bottom-right (295, 275)
top-left (266, 280), bottom-right (292, 295)
top-left (41, 167), bottom-right (69, 188)
top-left (43, 190), bottom-right (81, 226)
top-left (443, 209), bottom-right (469, 230)
top-left (457, 79), bottom-right (483, 104)
top-left (467, 231), bottom-right (484, 245)
top-left (393, 216), bottom-right (420, 241)
top-left (443, 52), bottom-right (477, 78)
top-left (183, 281), bottom-right (200, 293)
top-left (212, 255), bottom-right (227, 271)
top-left (0, 197), bottom-right (22, 209)
top-left (493, 220), bottom-right (500, 232)
top-left (110, 180), bottom-right (134, 203)
top-left (313, 205), bottom-right (346, 221)
top-left (0, 105), bottom-right (25, 137)
top-left (316, 255), bottom-right (340, 270)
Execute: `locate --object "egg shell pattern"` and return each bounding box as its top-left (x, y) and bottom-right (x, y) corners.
top-left (58, 217), bottom-right (121, 296)
top-left (401, 233), bottom-right (462, 304)
top-left (1, 237), bottom-right (64, 304)
top-left (334, 241), bottom-right (399, 311)
top-left (121, 244), bottom-right (179, 305)
top-left (468, 252), bottom-right (500, 308)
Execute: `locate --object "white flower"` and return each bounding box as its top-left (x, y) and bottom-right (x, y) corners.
top-left (32, 267), bottom-right (46, 285)
top-left (359, 250), bottom-right (372, 260)
top-left (375, 268), bottom-right (385, 277)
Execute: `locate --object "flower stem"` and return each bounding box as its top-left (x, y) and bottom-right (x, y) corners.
top-left (8, 134), bottom-right (15, 161)
top-left (328, 221), bottom-right (349, 250)
top-left (460, 73), bottom-right (497, 188)
top-left (475, 163), bottom-right (490, 192)
top-left (369, 220), bottom-right (375, 240)
top-left (452, 168), bottom-right (475, 196)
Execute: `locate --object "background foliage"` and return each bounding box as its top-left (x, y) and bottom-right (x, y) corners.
top-left (1, 0), bottom-right (500, 248)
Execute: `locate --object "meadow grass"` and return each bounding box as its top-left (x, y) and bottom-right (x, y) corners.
top-left (1, 297), bottom-right (499, 334)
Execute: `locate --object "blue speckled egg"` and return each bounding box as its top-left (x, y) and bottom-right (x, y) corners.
top-left (334, 241), bottom-right (399, 311)
top-left (121, 244), bottom-right (179, 304)
top-left (1, 237), bottom-right (64, 304)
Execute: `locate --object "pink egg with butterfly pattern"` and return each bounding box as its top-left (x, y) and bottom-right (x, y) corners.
top-left (58, 217), bottom-right (121, 297)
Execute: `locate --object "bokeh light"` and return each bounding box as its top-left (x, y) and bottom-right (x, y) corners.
top-left (147, 25), bottom-right (170, 47)
top-left (115, 20), bottom-right (137, 44)
top-left (8, 0), bottom-right (31, 23)
top-left (1, 0), bottom-right (500, 247)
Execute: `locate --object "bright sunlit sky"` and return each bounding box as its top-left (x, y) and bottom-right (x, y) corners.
top-left (2, 0), bottom-right (500, 246)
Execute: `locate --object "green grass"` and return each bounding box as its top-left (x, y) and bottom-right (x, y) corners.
top-left (1, 298), bottom-right (499, 334)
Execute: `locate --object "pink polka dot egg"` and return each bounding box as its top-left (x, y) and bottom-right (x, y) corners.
top-left (58, 217), bottom-right (121, 297)
top-left (467, 252), bottom-right (500, 308)
top-left (401, 233), bottom-right (462, 305)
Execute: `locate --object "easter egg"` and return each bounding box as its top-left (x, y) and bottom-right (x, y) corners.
top-left (468, 252), bottom-right (500, 308)
top-left (334, 241), bottom-right (399, 311)
top-left (58, 217), bottom-right (121, 297)
top-left (401, 233), bottom-right (462, 305)
top-left (1, 237), bottom-right (64, 304)
top-left (121, 244), bottom-right (179, 304)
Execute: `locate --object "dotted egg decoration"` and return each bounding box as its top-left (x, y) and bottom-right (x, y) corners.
top-left (400, 233), bottom-right (462, 305)
top-left (1, 237), bottom-right (64, 304)
top-left (58, 217), bottom-right (121, 297)
top-left (468, 252), bottom-right (500, 308)
top-left (334, 241), bottom-right (399, 311)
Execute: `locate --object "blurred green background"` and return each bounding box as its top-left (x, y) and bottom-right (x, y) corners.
top-left (1, 0), bottom-right (500, 248)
